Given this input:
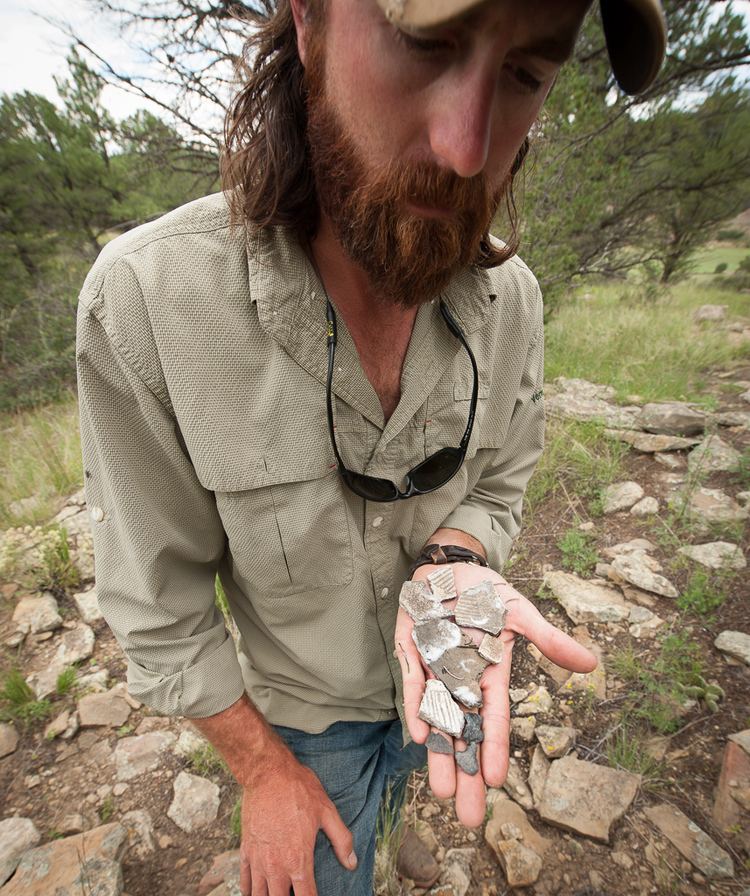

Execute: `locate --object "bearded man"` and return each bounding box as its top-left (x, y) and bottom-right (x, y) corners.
top-left (76, 1), bottom-right (666, 893)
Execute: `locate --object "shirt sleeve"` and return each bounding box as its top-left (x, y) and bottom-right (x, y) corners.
top-left (76, 271), bottom-right (246, 719)
top-left (439, 286), bottom-right (545, 573)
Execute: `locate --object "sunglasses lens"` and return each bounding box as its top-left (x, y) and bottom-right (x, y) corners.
top-left (343, 470), bottom-right (399, 502)
top-left (410, 447), bottom-right (464, 492)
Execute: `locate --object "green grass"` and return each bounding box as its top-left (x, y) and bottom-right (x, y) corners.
top-left (36, 525), bottom-right (81, 591)
top-left (606, 728), bottom-right (665, 785)
top-left (99, 795), bottom-right (116, 822)
top-left (556, 527), bottom-right (598, 576)
top-left (545, 280), bottom-right (750, 403)
top-left (0, 669), bottom-right (52, 725)
top-left (229, 796), bottom-right (242, 846)
top-left (689, 246), bottom-right (750, 274)
top-left (55, 666), bottom-right (78, 696)
top-left (374, 783), bottom-right (407, 896)
top-left (0, 393), bottom-right (82, 528)
top-left (524, 418), bottom-right (627, 518)
top-left (187, 742), bottom-right (228, 777)
top-left (611, 632), bottom-right (707, 734)
top-left (676, 570), bottom-right (727, 617)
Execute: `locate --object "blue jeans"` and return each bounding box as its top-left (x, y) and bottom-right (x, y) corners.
top-left (273, 719), bottom-right (427, 896)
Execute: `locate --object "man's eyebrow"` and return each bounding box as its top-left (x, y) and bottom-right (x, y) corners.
top-left (518, 34), bottom-right (578, 64)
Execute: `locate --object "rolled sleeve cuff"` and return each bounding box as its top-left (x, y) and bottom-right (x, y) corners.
top-left (439, 504), bottom-right (514, 573)
top-left (126, 633), bottom-right (246, 719)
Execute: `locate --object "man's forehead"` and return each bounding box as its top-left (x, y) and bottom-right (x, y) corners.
top-left (376, 0), bottom-right (667, 95)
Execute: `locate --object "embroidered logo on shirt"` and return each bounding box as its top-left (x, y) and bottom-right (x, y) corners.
top-left (531, 389), bottom-right (544, 403)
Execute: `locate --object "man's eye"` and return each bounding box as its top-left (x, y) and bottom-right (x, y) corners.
top-left (395, 29), bottom-right (453, 55)
top-left (511, 66), bottom-right (543, 93)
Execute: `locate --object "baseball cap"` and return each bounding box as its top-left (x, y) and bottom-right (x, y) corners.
top-left (376, 0), bottom-right (667, 95)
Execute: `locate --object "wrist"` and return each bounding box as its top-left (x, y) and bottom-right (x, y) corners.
top-left (409, 543), bottom-right (489, 579)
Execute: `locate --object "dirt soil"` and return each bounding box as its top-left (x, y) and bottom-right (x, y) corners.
top-left (1, 362), bottom-right (749, 896)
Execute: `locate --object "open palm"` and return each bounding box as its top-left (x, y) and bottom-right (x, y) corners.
top-left (394, 563), bottom-right (597, 827)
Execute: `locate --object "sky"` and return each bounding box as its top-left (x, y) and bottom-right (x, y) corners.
top-left (2, 0), bottom-right (750, 122)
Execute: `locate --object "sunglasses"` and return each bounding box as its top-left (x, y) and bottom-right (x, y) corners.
top-left (325, 298), bottom-right (478, 502)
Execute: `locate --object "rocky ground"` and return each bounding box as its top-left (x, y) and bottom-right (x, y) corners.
top-left (1, 303), bottom-right (749, 896)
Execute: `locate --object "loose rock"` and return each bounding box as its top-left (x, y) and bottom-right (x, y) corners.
top-left (167, 771), bottom-right (221, 833)
top-left (54, 623), bottom-right (96, 665)
top-left (714, 630), bottom-right (750, 667)
top-left (0, 822), bottom-right (126, 896)
top-left (510, 717), bottom-right (537, 742)
top-left (678, 541), bottom-right (746, 570)
top-left (543, 570), bottom-right (631, 624)
top-left (672, 487), bottom-right (748, 534)
top-left (78, 690), bottom-right (132, 728)
top-left (0, 722), bottom-right (19, 758)
top-left (114, 731), bottom-right (177, 782)
top-left (688, 435), bottom-right (741, 473)
top-left (516, 685), bottom-right (553, 717)
top-left (485, 798), bottom-right (549, 887)
top-left (528, 744), bottom-right (550, 805)
top-left (605, 429), bottom-right (701, 453)
top-left (645, 804), bottom-right (734, 878)
top-left (503, 759), bottom-right (534, 810)
top-left (121, 809), bottom-right (155, 859)
top-left (0, 817), bottom-right (40, 886)
top-left (535, 725), bottom-right (577, 759)
top-left (630, 496), bottom-right (659, 517)
top-left (73, 588), bottom-right (103, 623)
top-left (12, 593), bottom-right (62, 635)
top-left (538, 754), bottom-right (640, 842)
top-left (694, 304), bottom-right (727, 322)
top-left (602, 481), bottom-right (645, 513)
top-left (610, 552), bottom-right (678, 598)
top-left (637, 402), bottom-right (706, 436)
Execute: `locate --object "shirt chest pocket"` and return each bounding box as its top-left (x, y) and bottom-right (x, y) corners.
top-left (191, 448), bottom-right (354, 597)
top-left (426, 379), bottom-right (504, 456)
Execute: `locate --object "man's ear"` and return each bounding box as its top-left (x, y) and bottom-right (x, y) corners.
top-left (289, 0), bottom-right (312, 67)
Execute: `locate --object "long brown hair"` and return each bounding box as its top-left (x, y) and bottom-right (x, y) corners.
top-left (221, 0), bottom-right (529, 267)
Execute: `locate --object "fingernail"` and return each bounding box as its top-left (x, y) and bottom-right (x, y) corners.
top-left (348, 851), bottom-right (358, 869)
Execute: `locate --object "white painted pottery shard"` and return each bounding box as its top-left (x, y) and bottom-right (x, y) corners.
top-left (418, 679), bottom-right (465, 737)
top-left (479, 632), bottom-right (504, 664)
top-left (399, 580), bottom-right (452, 622)
top-left (454, 581), bottom-right (507, 634)
top-left (427, 565), bottom-right (457, 601)
top-left (412, 619), bottom-right (463, 664)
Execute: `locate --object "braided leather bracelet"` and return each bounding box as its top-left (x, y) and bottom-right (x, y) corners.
top-left (408, 543), bottom-right (489, 579)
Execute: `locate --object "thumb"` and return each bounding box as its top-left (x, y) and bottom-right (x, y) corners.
top-left (321, 802), bottom-right (357, 871)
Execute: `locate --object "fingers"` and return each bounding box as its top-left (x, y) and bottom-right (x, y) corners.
top-left (454, 755), bottom-right (487, 829)
top-left (320, 803), bottom-right (358, 872)
top-left (479, 642), bottom-right (513, 788)
top-left (518, 607), bottom-right (597, 673)
top-left (427, 737), bottom-right (456, 799)
top-left (240, 850), bottom-right (252, 896)
top-left (394, 608), bottom-right (429, 743)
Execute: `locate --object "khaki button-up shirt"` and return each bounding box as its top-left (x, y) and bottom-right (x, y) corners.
top-left (76, 192), bottom-right (544, 737)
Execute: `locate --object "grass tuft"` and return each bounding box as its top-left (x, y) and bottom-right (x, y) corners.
top-left (187, 742), bottom-right (228, 777)
top-left (55, 666), bottom-right (78, 697)
top-left (676, 570), bottom-right (727, 617)
top-left (0, 669), bottom-right (52, 725)
top-left (556, 527), bottom-right (599, 576)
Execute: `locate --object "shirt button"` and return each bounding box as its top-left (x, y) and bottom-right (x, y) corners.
top-left (90, 506), bottom-right (105, 523)
top-left (372, 516), bottom-right (384, 528)
top-left (381, 587), bottom-right (389, 598)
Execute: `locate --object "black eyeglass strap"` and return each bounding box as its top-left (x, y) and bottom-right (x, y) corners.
top-left (440, 301), bottom-right (478, 452)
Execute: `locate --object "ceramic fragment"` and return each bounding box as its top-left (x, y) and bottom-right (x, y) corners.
top-left (399, 580), bottom-right (452, 622)
top-left (429, 647), bottom-right (488, 708)
top-left (426, 731), bottom-right (454, 755)
top-left (455, 742), bottom-right (479, 775)
top-left (412, 619), bottom-right (462, 665)
top-left (462, 712), bottom-right (484, 744)
top-left (454, 581), bottom-right (507, 634)
top-left (427, 566), bottom-right (457, 601)
top-left (417, 679), bottom-right (465, 737)
top-left (478, 632), bottom-right (504, 664)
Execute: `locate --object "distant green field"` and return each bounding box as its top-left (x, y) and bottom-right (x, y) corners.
top-left (690, 246), bottom-right (750, 274)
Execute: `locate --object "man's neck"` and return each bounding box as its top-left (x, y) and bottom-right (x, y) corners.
top-left (310, 216), bottom-right (420, 421)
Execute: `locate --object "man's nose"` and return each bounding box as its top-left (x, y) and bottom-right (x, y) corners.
top-left (427, 69), bottom-right (495, 179)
